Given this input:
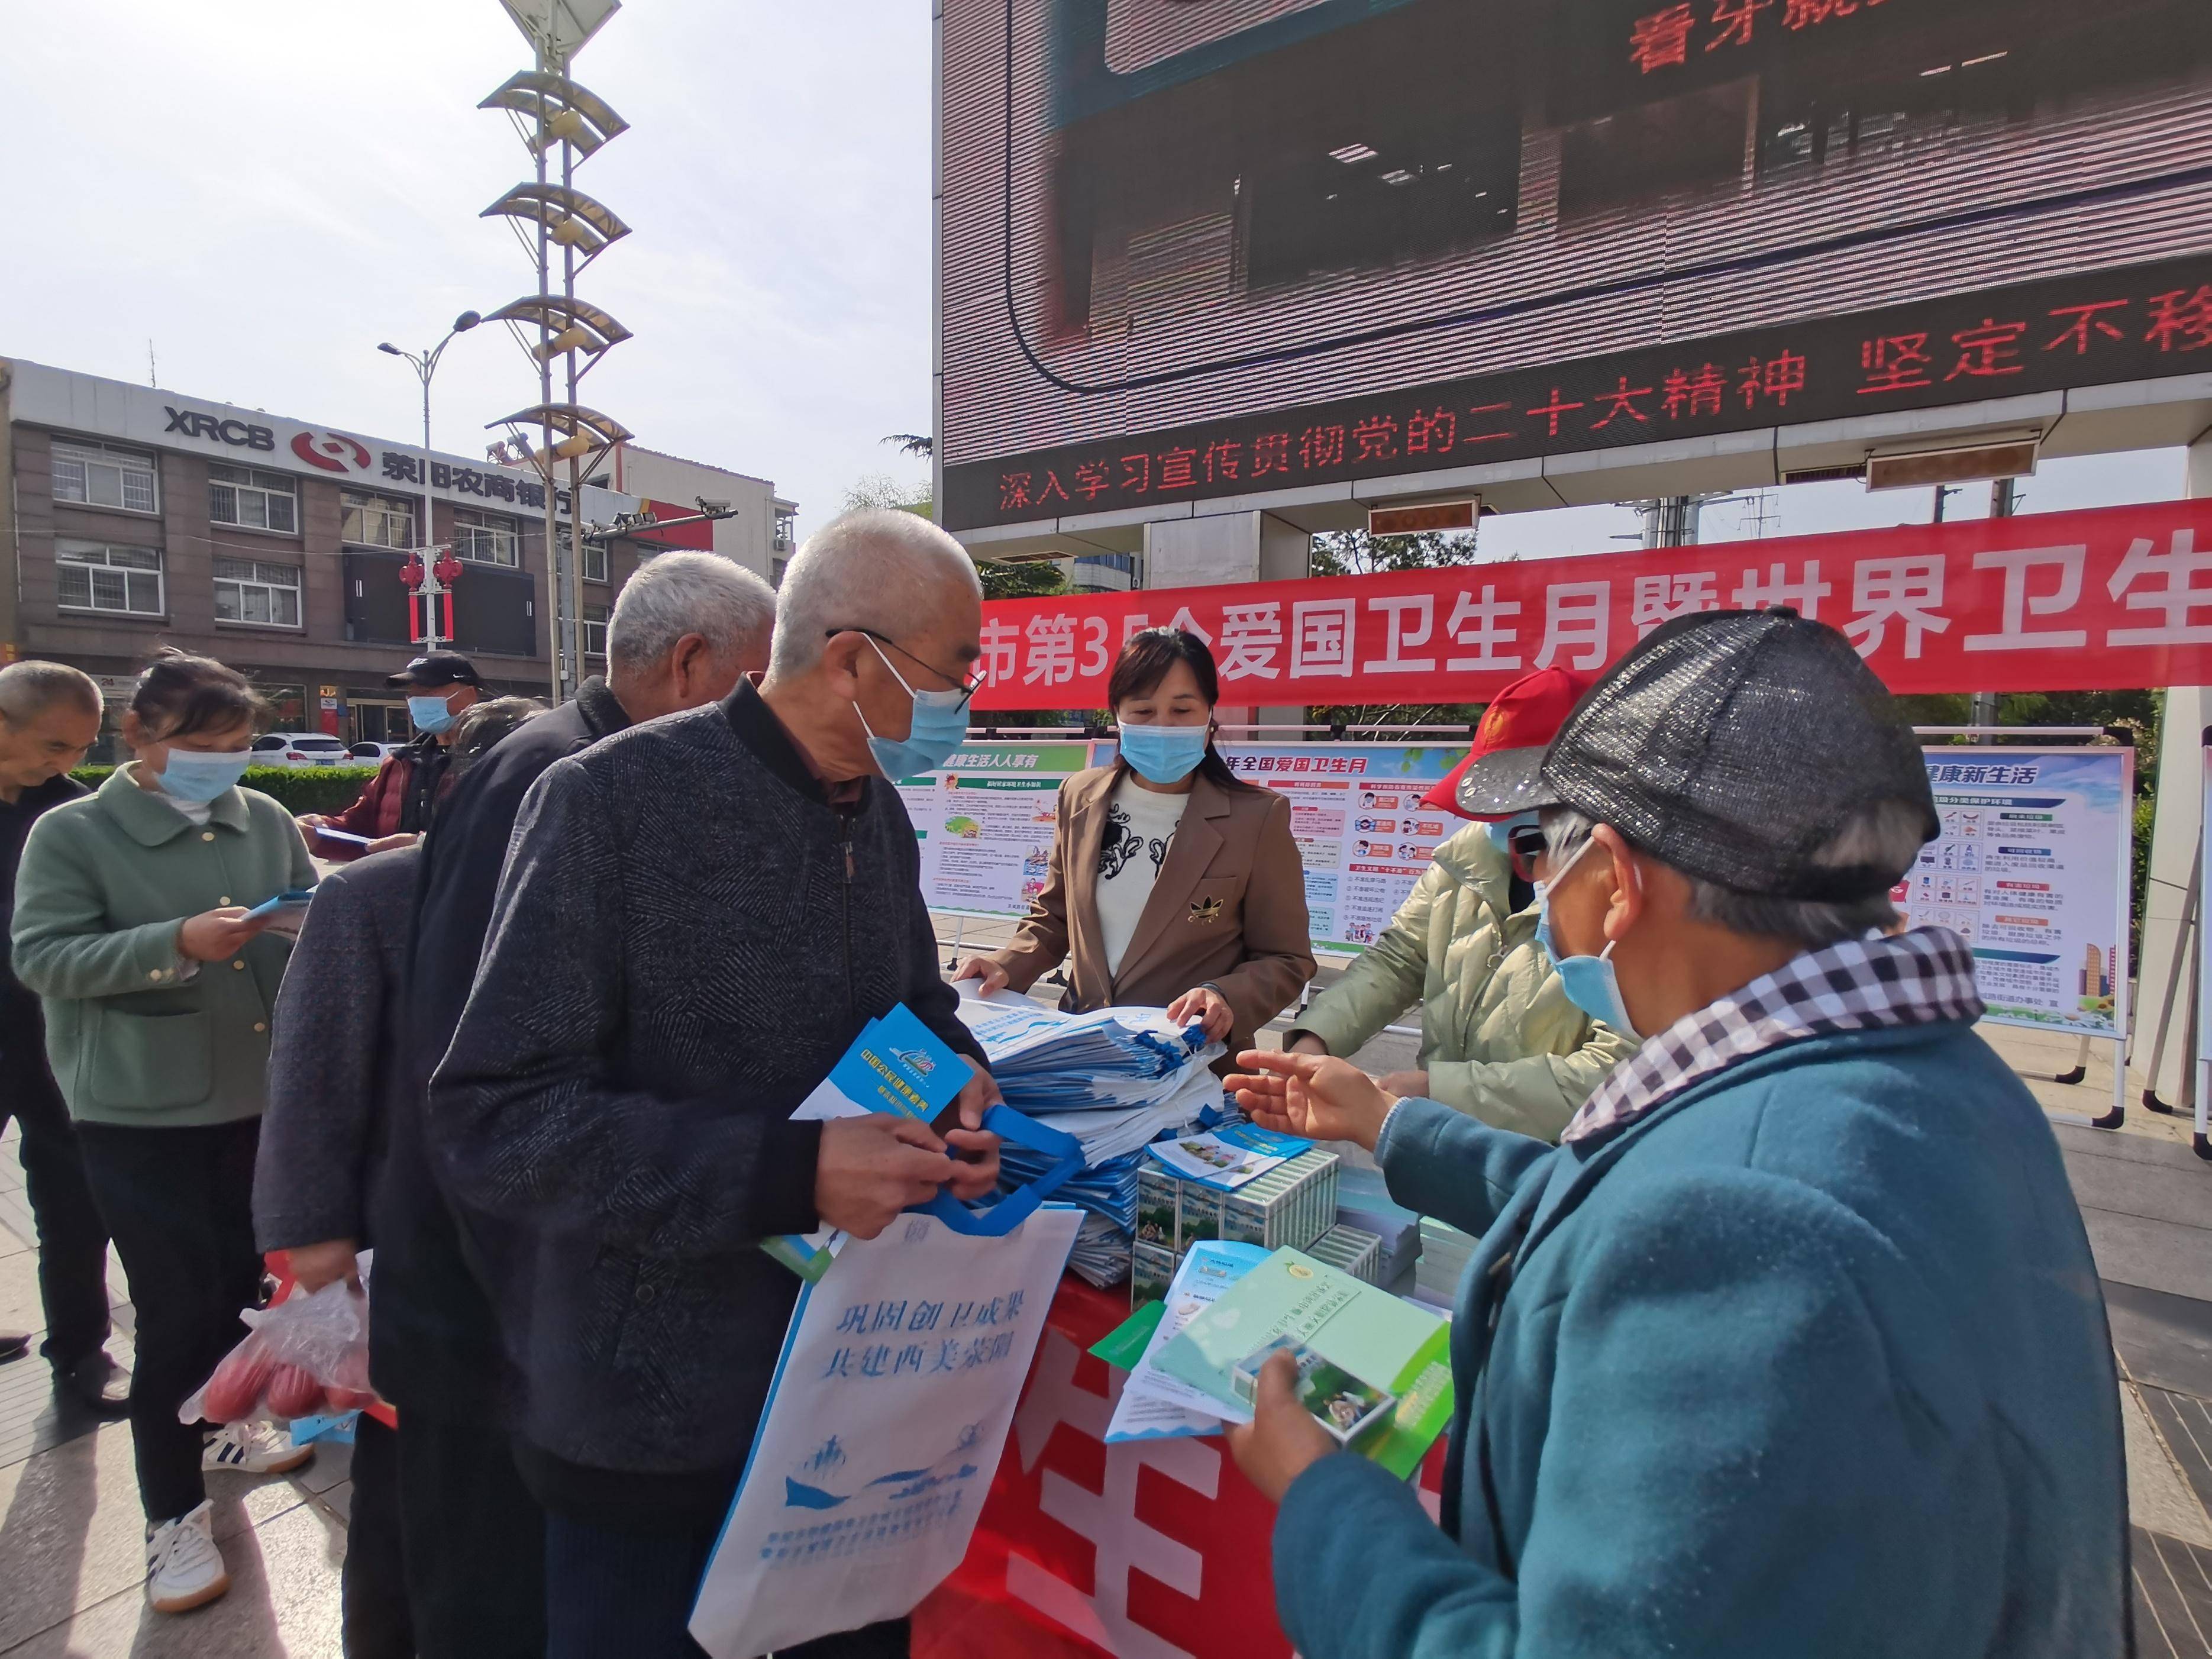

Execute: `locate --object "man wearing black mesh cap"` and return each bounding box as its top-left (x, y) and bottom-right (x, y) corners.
top-left (1222, 609), bottom-right (2126, 1658)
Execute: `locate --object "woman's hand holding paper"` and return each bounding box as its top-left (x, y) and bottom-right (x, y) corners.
top-left (1226, 1351), bottom-right (1338, 1503)
top-left (1225, 1049), bottom-right (1397, 1152)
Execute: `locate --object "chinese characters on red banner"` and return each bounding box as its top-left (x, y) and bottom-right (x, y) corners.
top-left (967, 503), bottom-right (2212, 711)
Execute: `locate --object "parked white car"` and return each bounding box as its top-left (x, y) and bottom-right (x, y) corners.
top-left (251, 732), bottom-right (357, 769)
top-left (347, 741), bottom-right (403, 763)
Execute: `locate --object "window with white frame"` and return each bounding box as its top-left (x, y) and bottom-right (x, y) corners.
top-left (214, 557), bottom-right (302, 627)
top-left (582, 540), bottom-right (608, 583)
top-left (52, 442), bottom-right (159, 514)
top-left (582, 602), bottom-right (609, 659)
top-left (208, 464), bottom-right (298, 534)
top-left (453, 507), bottom-right (520, 567)
top-left (340, 490), bottom-right (417, 550)
top-left (56, 541), bottom-right (164, 617)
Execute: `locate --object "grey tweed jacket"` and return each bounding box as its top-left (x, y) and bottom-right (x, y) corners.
top-left (430, 681), bottom-right (986, 1485)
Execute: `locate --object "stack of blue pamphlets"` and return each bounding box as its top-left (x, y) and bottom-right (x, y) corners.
top-left (954, 988), bottom-right (1218, 1114)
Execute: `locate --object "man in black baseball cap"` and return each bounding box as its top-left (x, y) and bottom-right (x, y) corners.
top-left (300, 653), bottom-right (483, 860)
top-left (1219, 608), bottom-right (2124, 1657)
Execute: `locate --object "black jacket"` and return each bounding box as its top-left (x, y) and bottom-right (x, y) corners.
top-left (430, 680), bottom-right (986, 1513)
top-left (1, 773), bottom-right (85, 1043)
top-left (371, 677), bottom-right (628, 1415)
top-left (256, 847), bottom-right (416, 1253)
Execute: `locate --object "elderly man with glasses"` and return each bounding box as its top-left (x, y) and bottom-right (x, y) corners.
top-left (1228, 609), bottom-right (2124, 1659)
top-left (1286, 666), bottom-right (1635, 1142)
top-left (430, 511), bottom-right (1004, 1659)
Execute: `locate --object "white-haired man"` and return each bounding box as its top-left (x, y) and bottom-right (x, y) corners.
top-left (432, 512), bottom-right (1004, 1657)
top-left (346, 550), bottom-right (777, 1659)
top-left (0, 661), bottom-right (128, 1413)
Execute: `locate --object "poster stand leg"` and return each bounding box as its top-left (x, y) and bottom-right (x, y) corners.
top-left (945, 916), bottom-right (967, 973)
top-left (2055, 1035), bottom-right (2091, 1086)
top-left (2141, 840), bottom-right (2201, 1116)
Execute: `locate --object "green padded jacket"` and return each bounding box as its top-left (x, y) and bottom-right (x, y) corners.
top-left (11, 766), bottom-right (314, 1127)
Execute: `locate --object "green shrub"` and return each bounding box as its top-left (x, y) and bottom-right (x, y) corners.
top-left (71, 764), bottom-right (381, 815)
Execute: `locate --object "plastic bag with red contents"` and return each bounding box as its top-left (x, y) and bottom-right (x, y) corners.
top-left (179, 1255), bottom-right (383, 1425)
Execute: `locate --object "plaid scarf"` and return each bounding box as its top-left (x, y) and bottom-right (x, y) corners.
top-left (1561, 927), bottom-right (1984, 1146)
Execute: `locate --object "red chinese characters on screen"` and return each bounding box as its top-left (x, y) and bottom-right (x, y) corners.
top-left (1636, 0), bottom-right (1887, 68)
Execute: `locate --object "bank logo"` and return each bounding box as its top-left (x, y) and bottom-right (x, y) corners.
top-left (290, 431), bottom-right (372, 473)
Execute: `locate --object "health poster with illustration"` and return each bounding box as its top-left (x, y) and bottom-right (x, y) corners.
top-left (1896, 747), bottom-right (2134, 1038)
top-left (1219, 744), bottom-right (1468, 953)
top-left (900, 743), bottom-right (1094, 918)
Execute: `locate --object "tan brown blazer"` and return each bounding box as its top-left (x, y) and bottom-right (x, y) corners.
top-left (987, 764), bottom-right (1317, 1057)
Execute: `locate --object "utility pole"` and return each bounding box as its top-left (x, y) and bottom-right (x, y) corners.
top-left (1968, 477), bottom-right (2020, 729)
top-left (378, 314), bottom-right (482, 655)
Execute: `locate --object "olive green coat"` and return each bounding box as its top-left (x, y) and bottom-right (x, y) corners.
top-left (1288, 823), bottom-right (1635, 1142)
top-left (11, 768), bottom-right (315, 1127)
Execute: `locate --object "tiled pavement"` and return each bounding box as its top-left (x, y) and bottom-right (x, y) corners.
top-left (2, 940), bottom-right (2210, 1655)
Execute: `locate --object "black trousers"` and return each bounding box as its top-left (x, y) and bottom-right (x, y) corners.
top-left (75, 1116), bottom-right (263, 1524)
top-left (398, 1409), bottom-right (548, 1659)
top-left (544, 1508), bottom-right (909, 1659)
top-left (344, 1414), bottom-right (415, 1659)
top-left (0, 1032), bottom-right (111, 1366)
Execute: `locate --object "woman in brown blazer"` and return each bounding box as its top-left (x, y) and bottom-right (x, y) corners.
top-left (955, 628), bottom-right (1316, 1056)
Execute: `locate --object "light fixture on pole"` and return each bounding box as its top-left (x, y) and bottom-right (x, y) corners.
top-left (376, 310), bottom-right (483, 653)
top-left (482, 4), bottom-right (632, 705)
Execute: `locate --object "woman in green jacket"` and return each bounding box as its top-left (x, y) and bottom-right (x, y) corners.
top-left (11, 650), bottom-right (318, 1616)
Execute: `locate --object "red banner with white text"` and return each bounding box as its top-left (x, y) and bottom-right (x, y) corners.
top-left (971, 501), bottom-right (2212, 710)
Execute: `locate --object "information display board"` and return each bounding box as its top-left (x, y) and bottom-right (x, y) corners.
top-left (900, 741), bottom-right (1099, 919)
top-left (1216, 743), bottom-right (1467, 954)
top-left (912, 740), bottom-right (1469, 952)
top-left (1895, 747), bottom-right (2134, 1040)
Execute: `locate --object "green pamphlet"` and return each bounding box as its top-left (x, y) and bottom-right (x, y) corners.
top-left (1154, 1245), bottom-right (1454, 1479)
top-left (1089, 1300), bottom-right (1165, 1371)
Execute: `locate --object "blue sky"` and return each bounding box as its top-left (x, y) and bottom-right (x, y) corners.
top-left (0, 1), bottom-right (2188, 552)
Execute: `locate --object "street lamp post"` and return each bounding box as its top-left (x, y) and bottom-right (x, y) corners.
top-left (378, 311), bottom-right (482, 652)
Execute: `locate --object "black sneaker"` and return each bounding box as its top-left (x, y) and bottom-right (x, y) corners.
top-left (57, 1350), bottom-right (132, 1416)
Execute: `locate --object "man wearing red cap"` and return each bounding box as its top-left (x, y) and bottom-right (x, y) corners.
top-left (1285, 667), bottom-right (1633, 1141)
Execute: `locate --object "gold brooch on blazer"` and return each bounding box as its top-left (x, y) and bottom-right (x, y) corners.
top-left (1188, 896), bottom-right (1223, 925)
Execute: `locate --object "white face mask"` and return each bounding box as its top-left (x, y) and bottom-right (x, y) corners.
top-left (1533, 835), bottom-right (1641, 1041)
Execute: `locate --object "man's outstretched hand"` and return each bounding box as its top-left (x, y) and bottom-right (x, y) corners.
top-left (1223, 1049), bottom-right (1397, 1152)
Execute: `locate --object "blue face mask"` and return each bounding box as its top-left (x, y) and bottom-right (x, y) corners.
top-left (408, 694), bottom-right (457, 736)
top-left (1483, 809), bottom-right (1539, 853)
top-left (857, 637), bottom-right (970, 779)
top-left (156, 747), bottom-right (252, 804)
top-left (1118, 722), bottom-right (1209, 785)
top-left (1533, 836), bottom-right (1641, 1041)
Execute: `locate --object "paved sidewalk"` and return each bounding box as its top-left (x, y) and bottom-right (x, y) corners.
top-left (1, 934), bottom-right (2208, 1655)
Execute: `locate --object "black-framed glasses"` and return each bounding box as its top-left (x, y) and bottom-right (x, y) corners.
top-left (828, 627), bottom-right (986, 706)
top-left (1506, 822), bottom-right (1548, 883)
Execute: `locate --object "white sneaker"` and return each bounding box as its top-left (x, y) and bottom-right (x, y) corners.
top-left (202, 1420), bottom-right (314, 1476)
top-left (146, 1501), bottom-right (230, 1613)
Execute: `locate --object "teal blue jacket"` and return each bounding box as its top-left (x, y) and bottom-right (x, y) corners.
top-left (1272, 1019), bottom-right (2126, 1657)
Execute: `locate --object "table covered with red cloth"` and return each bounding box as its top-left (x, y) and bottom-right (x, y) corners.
top-left (913, 1271), bottom-right (1446, 1659)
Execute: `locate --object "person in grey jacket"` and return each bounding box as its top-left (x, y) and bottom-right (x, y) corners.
top-left (432, 511), bottom-right (1004, 1659)
top-left (253, 696), bottom-right (540, 1659)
